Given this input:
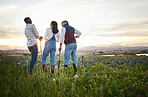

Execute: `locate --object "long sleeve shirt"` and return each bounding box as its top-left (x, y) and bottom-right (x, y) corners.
top-left (24, 24), bottom-right (39, 47)
top-left (44, 28), bottom-right (60, 42)
top-left (60, 27), bottom-right (81, 43)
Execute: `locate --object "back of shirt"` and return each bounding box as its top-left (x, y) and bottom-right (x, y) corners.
top-left (44, 28), bottom-right (60, 42)
top-left (25, 24), bottom-right (39, 47)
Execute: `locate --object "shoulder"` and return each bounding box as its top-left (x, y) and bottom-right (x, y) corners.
top-left (31, 24), bottom-right (35, 27)
top-left (26, 24), bottom-right (34, 28)
top-left (46, 28), bottom-right (52, 31)
top-left (30, 24), bottom-right (36, 29)
top-left (61, 27), bottom-right (66, 30)
top-left (70, 26), bottom-right (75, 30)
top-left (46, 28), bottom-right (53, 33)
top-left (46, 28), bottom-right (53, 34)
top-left (66, 25), bottom-right (74, 30)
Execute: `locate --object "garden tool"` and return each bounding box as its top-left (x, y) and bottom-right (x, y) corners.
top-left (58, 51), bottom-right (61, 75)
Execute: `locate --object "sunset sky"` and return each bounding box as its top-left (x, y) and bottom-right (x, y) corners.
top-left (0, 0), bottom-right (148, 50)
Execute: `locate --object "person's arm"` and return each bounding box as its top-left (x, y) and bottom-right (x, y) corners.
top-left (74, 28), bottom-right (81, 38)
top-left (44, 28), bottom-right (49, 41)
top-left (32, 24), bottom-right (40, 38)
top-left (59, 27), bottom-right (66, 51)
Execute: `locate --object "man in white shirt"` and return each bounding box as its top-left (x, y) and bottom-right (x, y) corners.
top-left (24, 17), bottom-right (43, 74)
top-left (59, 20), bottom-right (81, 75)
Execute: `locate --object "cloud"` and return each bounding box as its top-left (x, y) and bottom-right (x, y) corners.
top-left (0, 4), bottom-right (17, 13)
top-left (96, 18), bottom-right (148, 37)
top-left (0, 25), bottom-right (24, 39)
top-left (0, 0), bottom-right (148, 49)
top-left (0, 0), bottom-right (41, 6)
top-left (97, 31), bottom-right (148, 37)
top-left (120, 37), bottom-right (148, 46)
top-left (97, 18), bottom-right (148, 33)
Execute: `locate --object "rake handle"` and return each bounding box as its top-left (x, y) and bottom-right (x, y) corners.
top-left (58, 51), bottom-right (61, 69)
top-left (40, 40), bottom-right (42, 61)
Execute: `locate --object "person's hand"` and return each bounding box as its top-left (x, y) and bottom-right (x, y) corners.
top-left (75, 36), bottom-right (79, 38)
top-left (59, 47), bottom-right (62, 51)
top-left (39, 36), bottom-right (43, 41)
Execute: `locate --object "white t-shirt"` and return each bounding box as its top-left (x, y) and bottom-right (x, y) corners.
top-left (44, 28), bottom-right (60, 42)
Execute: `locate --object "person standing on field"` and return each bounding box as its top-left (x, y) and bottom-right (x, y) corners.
top-left (24, 17), bottom-right (43, 74)
top-left (42, 21), bottom-right (60, 74)
top-left (59, 20), bottom-right (81, 75)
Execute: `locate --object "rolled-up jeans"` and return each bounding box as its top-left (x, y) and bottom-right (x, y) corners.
top-left (28, 44), bottom-right (38, 73)
top-left (64, 43), bottom-right (77, 65)
top-left (42, 41), bottom-right (56, 66)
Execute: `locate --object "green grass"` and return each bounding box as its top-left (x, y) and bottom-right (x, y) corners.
top-left (0, 55), bottom-right (148, 97)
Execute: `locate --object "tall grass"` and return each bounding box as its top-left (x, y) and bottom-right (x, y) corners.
top-left (0, 55), bottom-right (148, 97)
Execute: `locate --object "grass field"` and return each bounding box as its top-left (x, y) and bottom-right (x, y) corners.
top-left (0, 55), bottom-right (148, 97)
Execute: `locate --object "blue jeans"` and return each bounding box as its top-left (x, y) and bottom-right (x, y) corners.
top-left (28, 44), bottom-right (38, 73)
top-left (64, 43), bottom-right (77, 65)
top-left (42, 41), bottom-right (56, 65)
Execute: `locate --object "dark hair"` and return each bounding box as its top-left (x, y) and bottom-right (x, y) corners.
top-left (62, 20), bottom-right (69, 25)
top-left (51, 21), bottom-right (59, 34)
top-left (24, 17), bottom-right (32, 24)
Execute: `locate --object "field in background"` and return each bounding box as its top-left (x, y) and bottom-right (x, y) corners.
top-left (0, 55), bottom-right (148, 97)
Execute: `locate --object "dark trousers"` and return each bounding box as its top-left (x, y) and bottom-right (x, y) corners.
top-left (28, 44), bottom-right (38, 74)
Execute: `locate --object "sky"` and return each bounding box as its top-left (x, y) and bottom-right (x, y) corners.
top-left (0, 0), bottom-right (148, 50)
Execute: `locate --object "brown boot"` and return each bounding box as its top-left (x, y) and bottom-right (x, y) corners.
top-left (73, 64), bottom-right (77, 75)
top-left (42, 65), bottom-right (47, 72)
top-left (51, 65), bottom-right (55, 74)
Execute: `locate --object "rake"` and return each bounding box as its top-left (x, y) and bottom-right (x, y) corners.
top-left (39, 39), bottom-right (43, 72)
top-left (58, 51), bottom-right (61, 75)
